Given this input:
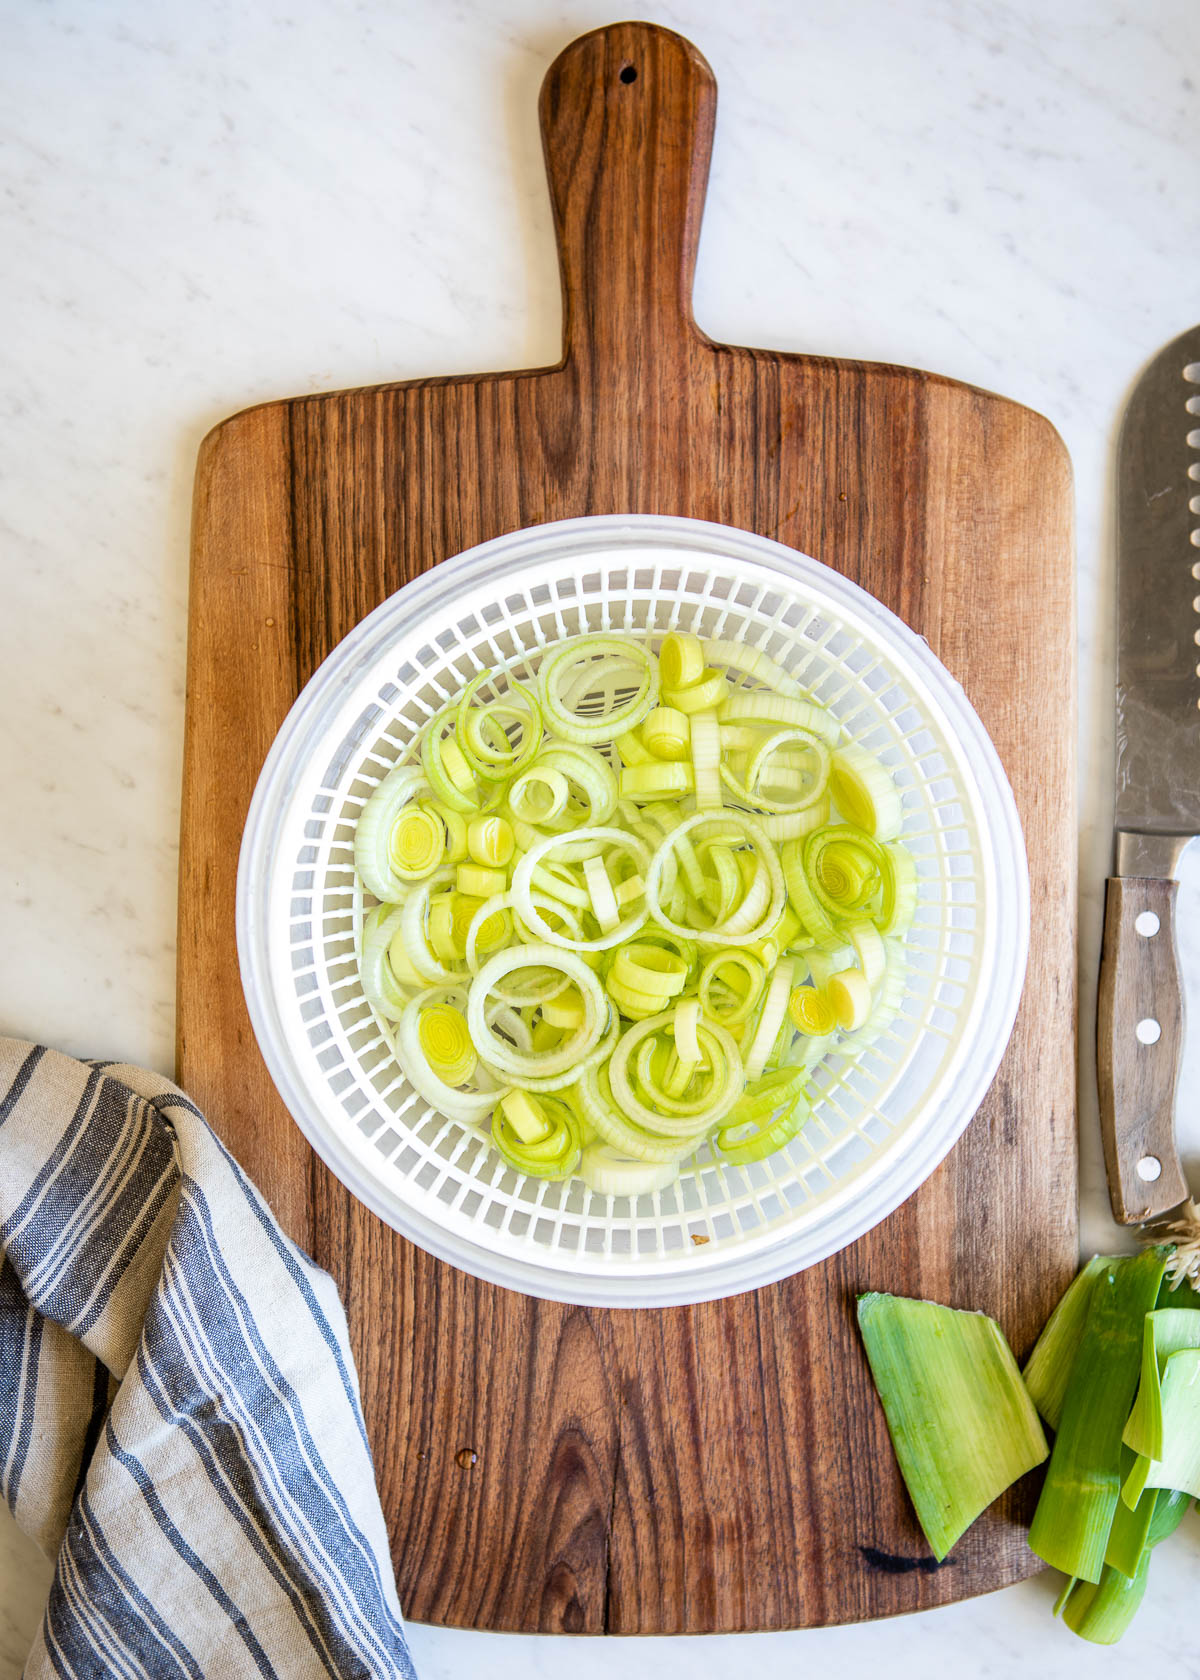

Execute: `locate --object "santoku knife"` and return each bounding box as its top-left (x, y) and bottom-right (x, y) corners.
top-left (1098, 323), bottom-right (1200, 1229)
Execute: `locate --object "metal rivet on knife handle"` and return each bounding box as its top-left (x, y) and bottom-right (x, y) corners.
top-left (1097, 876), bottom-right (1188, 1224)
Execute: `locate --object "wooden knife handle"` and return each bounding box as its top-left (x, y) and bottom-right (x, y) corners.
top-left (539, 22), bottom-right (717, 366)
top-left (1097, 876), bottom-right (1188, 1223)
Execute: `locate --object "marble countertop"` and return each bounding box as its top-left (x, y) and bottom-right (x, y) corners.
top-left (3, 0), bottom-right (1199, 1673)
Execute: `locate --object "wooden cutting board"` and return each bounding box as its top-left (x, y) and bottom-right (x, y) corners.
top-left (178, 20), bottom-right (1077, 1633)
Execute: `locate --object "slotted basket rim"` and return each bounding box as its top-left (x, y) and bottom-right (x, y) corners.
top-left (237, 513), bottom-right (1029, 1307)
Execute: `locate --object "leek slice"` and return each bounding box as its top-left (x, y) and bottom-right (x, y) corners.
top-left (857, 1293), bottom-right (1048, 1562)
top-left (355, 765), bottom-right (434, 902)
top-left (703, 638), bottom-right (805, 697)
top-left (537, 634), bottom-right (659, 743)
top-left (826, 965), bottom-right (871, 1031)
top-left (689, 711), bottom-right (723, 811)
top-left (720, 690), bottom-right (840, 745)
top-left (658, 631), bottom-right (704, 692)
top-left (665, 669), bottom-right (729, 713)
top-left (1028, 1248), bottom-right (1168, 1583)
top-left (418, 1003), bottom-right (477, 1086)
top-left (641, 706), bottom-right (690, 761)
top-left (394, 988), bottom-right (498, 1124)
top-left (715, 1068), bottom-right (808, 1164)
top-left (467, 814), bottom-right (514, 868)
top-left (509, 765), bottom-right (569, 825)
top-left (743, 957), bottom-right (795, 1080)
top-left (492, 1092), bottom-right (581, 1180)
top-left (620, 761), bottom-right (694, 802)
top-left (360, 903), bottom-right (412, 1021)
top-left (580, 1143), bottom-right (679, 1196)
top-left (829, 742), bottom-right (903, 840)
top-left (788, 985), bottom-right (839, 1036)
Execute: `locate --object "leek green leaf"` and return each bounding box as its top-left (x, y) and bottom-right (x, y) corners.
top-left (1022, 1256), bottom-right (1112, 1430)
top-left (857, 1292), bottom-right (1048, 1562)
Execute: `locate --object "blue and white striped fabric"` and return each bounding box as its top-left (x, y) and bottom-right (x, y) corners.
top-left (0, 1039), bottom-right (417, 1679)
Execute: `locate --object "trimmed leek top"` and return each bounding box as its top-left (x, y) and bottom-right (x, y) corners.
top-left (352, 631), bottom-right (918, 1198)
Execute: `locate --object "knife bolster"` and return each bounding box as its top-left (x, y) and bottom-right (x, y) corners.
top-left (1115, 830), bottom-right (1190, 879)
top-left (1097, 875), bottom-right (1189, 1224)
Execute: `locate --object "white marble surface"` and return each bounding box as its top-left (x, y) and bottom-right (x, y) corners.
top-left (2, 0), bottom-right (1199, 1672)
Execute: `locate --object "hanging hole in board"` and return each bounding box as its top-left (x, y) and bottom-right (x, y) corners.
top-left (619, 63), bottom-right (638, 83)
top-left (1136, 1155), bottom-right (1163, 1183)
top-left (1135, 911), bottom-right (1160, 937)
top-left (1136, 1018), bottom-right (1162, 1045)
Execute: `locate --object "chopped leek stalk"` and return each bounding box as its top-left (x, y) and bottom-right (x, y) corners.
top-left (1060, 1562), bottom-right (1150, 1645)
top-left (1022, 1255), bottom-right (1112, 1429)
top-left (352, 630), bottom-right (918, 1193)
top-left (1062, 1484), bottom-right (1188, 1643)
top-left (857, 1293), bottom-right (1048, 1561)
top-left (1028, 1248), bottom-right (1169, 1583)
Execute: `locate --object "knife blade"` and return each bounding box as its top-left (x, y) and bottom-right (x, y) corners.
top-left (1098, 323), bottom-right (1200, 1230)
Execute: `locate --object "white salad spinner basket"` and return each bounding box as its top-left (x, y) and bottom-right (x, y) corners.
top-left (237, 515), bottom-right (1028, 1307)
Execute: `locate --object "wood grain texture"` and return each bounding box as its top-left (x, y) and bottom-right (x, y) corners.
top-left (178, 21), bottom-right (1078, 1632)
top-left (1097, 876), bottom-right (1187, 1223)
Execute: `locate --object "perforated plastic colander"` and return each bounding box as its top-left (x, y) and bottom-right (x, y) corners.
top-left (237, 514), bottom-right (1028, 1307)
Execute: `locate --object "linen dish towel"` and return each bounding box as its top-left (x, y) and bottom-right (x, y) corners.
top-left (0, 1038), bottom-right (417, 1679)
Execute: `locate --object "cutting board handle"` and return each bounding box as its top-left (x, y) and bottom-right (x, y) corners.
top-left (539, 22), bottom-right (716, 370)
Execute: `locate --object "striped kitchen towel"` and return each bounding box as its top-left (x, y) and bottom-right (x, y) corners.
top-left (0, 1039), bottom-right (417, 1679)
